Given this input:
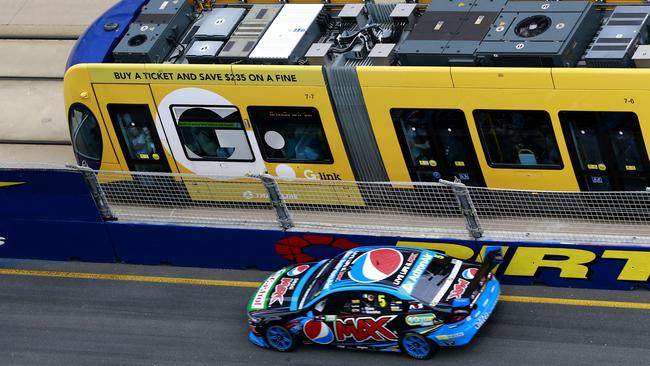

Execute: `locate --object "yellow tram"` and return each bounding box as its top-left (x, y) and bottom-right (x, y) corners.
top-left (65, 0), bottom-right (650, 196)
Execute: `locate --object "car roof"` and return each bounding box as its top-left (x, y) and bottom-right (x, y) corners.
top-left (319, 246), bottom-right (447, 294)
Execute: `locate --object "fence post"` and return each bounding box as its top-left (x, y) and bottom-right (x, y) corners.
top-left (440, 179), bottom-right (483, 239)
top-left (67, 165), bottom-right (116, 220)
top-left (258, 173), bottom-right (294, 230)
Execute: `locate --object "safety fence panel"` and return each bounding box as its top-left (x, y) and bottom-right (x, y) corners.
top-left (467, 186), bottom-right (650, 244)
top-left (91, 170), bottom-right (470, 237)
top-left (94, 170), bottom-right (280, 229)
top-left (275, 179), bottom-right (469, 237)
top-left (89, 169), bottom-right (650, 245)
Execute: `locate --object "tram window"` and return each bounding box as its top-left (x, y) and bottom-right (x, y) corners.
top-left (109, 105), bottom-right (159, 161)
top-left (474, 110), bottom-right (562, 168)
top-left (392, 109), bottom-right (472, 168)
top-left (391, 108), bottom-right (485, 186)
top-left (68, 103), bottom-right (102, 163)
top-left (171, 106), bottom-right (254, 162)
top-left (248, 106), bottom-right (333, 164)
top-left (559, 111), bottom-right (650, 191)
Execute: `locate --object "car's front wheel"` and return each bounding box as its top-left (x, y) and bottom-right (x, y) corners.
top-left (400, 332), bottom-right (435, 359)
top-left (264, 325), bottom-right (298, 352)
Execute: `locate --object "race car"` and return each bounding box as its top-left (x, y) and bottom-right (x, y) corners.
top-left (247, 246), bottom-right (503, 359)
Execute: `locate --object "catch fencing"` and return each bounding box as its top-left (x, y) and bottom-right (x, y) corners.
top-left (84, 169), bottom-right (650, 245)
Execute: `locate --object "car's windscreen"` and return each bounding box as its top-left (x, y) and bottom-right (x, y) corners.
top-left (299, 256), bottom-right (342, 307)
top-left (410, 256), bottom-right (454, 305)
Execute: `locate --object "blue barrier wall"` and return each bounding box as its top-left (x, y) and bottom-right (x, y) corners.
top-left (0, 169), bottom-right (115, 262)
top-left (105, 222), bottom-right (287, 268)
top-left (0, 168), bottom-right (648, 290)
top-left (103, 226), bottom-right (650, 291)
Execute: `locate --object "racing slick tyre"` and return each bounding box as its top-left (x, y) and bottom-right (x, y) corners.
top-left (264, 325), bottom-right (298, 352)
top-left (399, 332), bottom-right (436, 360)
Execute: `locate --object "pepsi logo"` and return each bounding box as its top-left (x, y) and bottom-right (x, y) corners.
top-left (348, 248), bottom-right (403, 283)
top-left (462, 268), bottom-right (478, 280)
top-left (288, 265), bottom-right (310, 276)
top-left (303, 320), bottom-right (334, 344)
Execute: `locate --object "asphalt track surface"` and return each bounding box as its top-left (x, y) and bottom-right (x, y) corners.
top-left (0, 259), bottom-right (648, 366)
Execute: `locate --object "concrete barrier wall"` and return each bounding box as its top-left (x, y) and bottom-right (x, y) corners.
top-left (104, 226), bottom-right (650, 291)
top-left (0, 168), bottom-right (648, 290)
top-left (0, 168), bottom-right (114, 261)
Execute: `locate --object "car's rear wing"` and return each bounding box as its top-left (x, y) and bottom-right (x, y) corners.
top-left (468, 246), bottom-right (503, 301)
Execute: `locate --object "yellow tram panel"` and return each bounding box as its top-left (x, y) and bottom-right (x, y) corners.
top-left (146, 65), bottom-right (362, 205)
top-left (449, 67), bottom-right (577, 191)
top-left (64, 64), bottom-right (122, 174)
top-left (450, 67), bottom-right (555, 89)
top-left (551, 68), bottom-right (650, 160)
top-left (555, 90), bottom-right (650, 167)
top-left (92, 83), bottom-right (182, 175)
top-left (358, 66), bottom-right (454, 184)
top-left (358, 66), bottom-right (581, 191)
top-left (357, 66), bottom-right (454, 88)
top-left (552, 68), bottom-right (650, 90)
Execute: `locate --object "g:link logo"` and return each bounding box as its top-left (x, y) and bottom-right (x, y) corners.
top-left (303, 170), bottom-right (342, 181)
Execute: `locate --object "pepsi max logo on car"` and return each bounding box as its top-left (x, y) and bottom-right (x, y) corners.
top-left (305, 316), bottom-right (399, 344)
top-left (334, 315), bottom-right (398, 342)
top-left (463, 268), bottom-right (478, 280)
top-left (288, 265), bottom-right (310, 276)
top-left (269, 277), bottom-right (297, 306)
top-left (304, 320), bottom-right (335, 344)
top-left (348, 248), bottom-right (403, 284)
top-left (446, 279), bottom-right (470, 300)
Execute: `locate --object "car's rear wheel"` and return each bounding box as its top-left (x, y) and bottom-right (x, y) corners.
top-left (400, 332), bottom-right (435, 359)
top-left (264, 325), bottom-right (297, 352)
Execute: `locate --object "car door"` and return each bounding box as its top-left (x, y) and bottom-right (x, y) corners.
top-left (307, 291), bottom-right (405, 348)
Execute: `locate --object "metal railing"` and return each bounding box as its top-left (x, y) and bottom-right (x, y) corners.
top-left (84, 169), bottom-right (650, 245)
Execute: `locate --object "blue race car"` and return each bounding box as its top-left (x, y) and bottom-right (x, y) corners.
top-left (247, 246), bottom-right (503, 359)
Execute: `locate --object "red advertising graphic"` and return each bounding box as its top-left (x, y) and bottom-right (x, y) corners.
top-left (275, 235), bottom-right (360, 263)
top-left (348, 248), bottom-right (403, 283)
top-left (304, 320), bottom-right (335, 344)
top-left (288, 264), bottom-right (310, 276)
top-left (269, 278), bottom-right (297, 306)
top-left (462, 268), bottom-right (478, 280)
top-left (335, 315), bottom-right (398, 342)
top-left (446, 279), bottom-right (470, 300)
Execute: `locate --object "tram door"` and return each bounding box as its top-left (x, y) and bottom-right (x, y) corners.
top-left (93, 84), bottom-right (172, 173)
top-left (391, 108), bottom-right (486, 187)
top-left (560, 111), bottom-right (650, 191)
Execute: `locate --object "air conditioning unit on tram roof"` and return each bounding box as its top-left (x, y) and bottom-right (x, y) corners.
top-left (476, 1), bottom-right (601, 67)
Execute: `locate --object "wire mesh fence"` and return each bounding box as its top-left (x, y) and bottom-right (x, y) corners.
top-left (87, 169), bottom-right (650, 244)
top-left (94, 170), bottom-right (279, 229)
top-left (275, 179), bottom-right (468, 236)
top-left (467, 186), bottom-right (650, 243)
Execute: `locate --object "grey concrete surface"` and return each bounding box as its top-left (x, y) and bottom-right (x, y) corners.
top-left (0, 40), bottom-right (74, 78)
top-left (0, 0), bottom-right (119, 39)
top-left (0, 144), bottom-right (74, 164)
top-left (0, 259), bottom-right (647, 366)
top-left (0, 80), bottom-right (69, 143)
